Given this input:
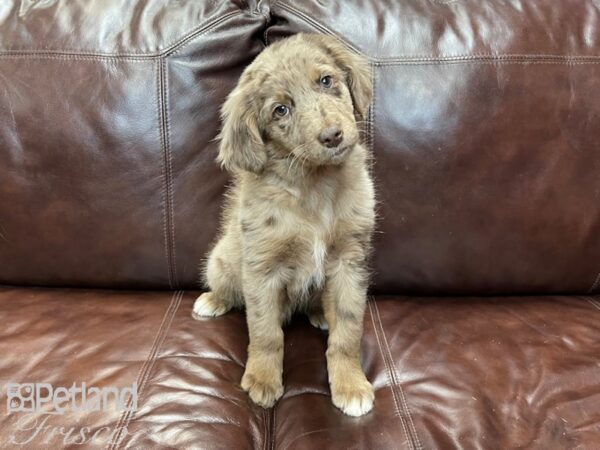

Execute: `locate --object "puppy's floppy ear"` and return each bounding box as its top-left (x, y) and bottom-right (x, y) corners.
top-left (217, 76), bottom-right (266, 174)
top-left (308, 34), bottom-right (373, 121)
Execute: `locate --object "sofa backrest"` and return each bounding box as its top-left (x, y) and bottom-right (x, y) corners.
top-left (1, 0), bottom-right (599, 295)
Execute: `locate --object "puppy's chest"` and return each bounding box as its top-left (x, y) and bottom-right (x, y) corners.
top-left (283, 199), bottom-right (335, 299)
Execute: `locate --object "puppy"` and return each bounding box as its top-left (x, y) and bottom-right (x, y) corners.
top-left (192, 33), bottom-right (375, 417)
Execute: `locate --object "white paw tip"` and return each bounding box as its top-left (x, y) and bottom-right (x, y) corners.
top-left (342, 396), bottom-right (374, 417)
top-left (192, 294), bottom-right (223, 319)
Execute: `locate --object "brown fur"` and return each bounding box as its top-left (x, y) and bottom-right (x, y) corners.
top-left (192, 33), bottom-right (375, 416)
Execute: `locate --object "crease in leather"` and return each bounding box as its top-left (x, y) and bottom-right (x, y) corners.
top-left (588, 273), bottom-right (600, 293)
top-left (157, 58), bottom-right (178, 289)
top-left (272, 1), bottom-right (600, 64)
top-left (108, 290), bottom-right (184, 450)
top-left (166, 10), bottom-right (248, 57)
top-left (153, 352), bottom-right (242, 366)
top-left (272, 1), bottom-right (363, 56)
top-left (368, 300), bottom-right (416, 450)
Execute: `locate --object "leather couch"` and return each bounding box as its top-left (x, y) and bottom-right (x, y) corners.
top-left (1, 1), bottom-right (599, 448)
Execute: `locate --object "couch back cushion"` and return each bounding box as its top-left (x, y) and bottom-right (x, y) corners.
top-left (270, 0), bottom-right (600, 295)
top-left (0, 0), bottom-right (265, 289)
top-left (1, 0), bottom-right (599, 294)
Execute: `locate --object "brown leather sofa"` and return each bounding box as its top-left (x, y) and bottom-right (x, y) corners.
top-left (1, 1), bottom-right (599, 448)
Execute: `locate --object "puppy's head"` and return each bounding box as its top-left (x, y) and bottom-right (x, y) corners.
top-left (217, 33), bottom-right (372, 174)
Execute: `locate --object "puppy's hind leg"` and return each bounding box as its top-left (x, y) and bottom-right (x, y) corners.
top-left (192, 237), bottom-right (242, 319)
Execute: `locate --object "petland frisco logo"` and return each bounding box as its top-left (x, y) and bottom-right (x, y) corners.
top-left (6, 382), bottom-right (137, 414)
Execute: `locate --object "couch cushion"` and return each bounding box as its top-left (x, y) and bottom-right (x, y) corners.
top-left (269, 0), bottom-right (600, 295)
top-left (0, 287), bottom-right (185, 448)
top-left (0, 0), bottom-right (266, 289)
top-left (1, 287), bottom-right (599, 448)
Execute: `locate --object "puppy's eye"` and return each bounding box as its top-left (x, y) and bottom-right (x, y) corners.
top-left (319, 75), bottom-right (333, 88)
top-left (273, 104), bottom-right (289, 117)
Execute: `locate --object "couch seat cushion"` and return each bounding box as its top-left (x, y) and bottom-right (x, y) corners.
top-left (0, 287), bottom-right (598, 449)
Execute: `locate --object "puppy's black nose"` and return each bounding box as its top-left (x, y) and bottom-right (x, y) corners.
top-left (318, 126), bottom-right (343, 148)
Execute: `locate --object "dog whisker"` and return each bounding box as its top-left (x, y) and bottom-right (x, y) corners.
top-left (299, 151), bottom-right (310, 175)
top-left (287, 143), bottom-right (311, 178)
top-left (287, 147), bottom-right (305, 177)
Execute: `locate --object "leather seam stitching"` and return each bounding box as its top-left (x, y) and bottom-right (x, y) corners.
top-left (262, 408), bottom-right (268, 450)
top-left (368, 300), bottom-right (413, 450)
top-left (114, 290), bottom-right (182, 449)
top-left (157, 59), bottom-right (175, 289)
top-left (273, 2), bottom-right (363, 56)
top-left (0, 54), bottom-right (152, 61)
top-left (374, 59), bottom-right (600, 66)
top-left (270, 401), bottom-right (277, 450)
top-left (373, 301), bottom-right (423, 450)
top-left (3, 52), bottom-right (600, 65)
top-left (163, 57), bottom-right (178, 287)
top-left (375, 54), bottom-right (600, 64)
top-left (588, 273), bottom-right (600, 293)
top-left (165, 11), bottom-right (243, 57)
top-left (107, 290), bottom-right (183, 450)
top-left (430, 0), bottom-right (461, 4)
top-left (0, 10), bottom-right (242, 59)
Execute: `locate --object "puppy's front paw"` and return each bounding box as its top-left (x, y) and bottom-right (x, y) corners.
top-left (331, 375), bottom-right (374, 417)
top-left (241, 369), bottom-right (284, 408)
top-left (192, 292), bottom-right (229, 319)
